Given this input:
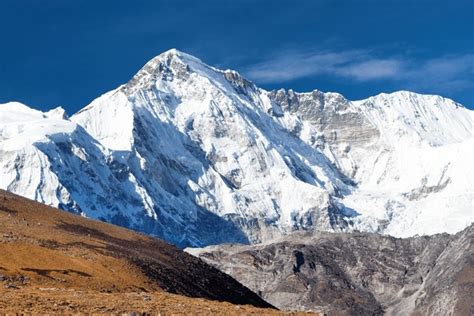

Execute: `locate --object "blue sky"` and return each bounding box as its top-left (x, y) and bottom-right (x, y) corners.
top-left (0, 0), bottom-right (473, 113)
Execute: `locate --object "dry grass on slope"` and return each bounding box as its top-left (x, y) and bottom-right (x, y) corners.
top-left (0, 190), bottom-right (316, 315)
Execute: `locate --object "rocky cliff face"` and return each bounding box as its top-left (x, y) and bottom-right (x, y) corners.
top-left (188, 225), bottom-right (473, 315)
top-left (1, 49), bottom-right (473, 247)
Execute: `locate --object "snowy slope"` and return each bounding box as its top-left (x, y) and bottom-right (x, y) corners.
top-left (267, 90), bottom-right (474, 237)
top-left (0, 102), bottom-right (155, 222)
top-left (345, 93), bottom-right (474, 236)
top-left (0, 101), bottom-right (247, 247)
top-left (1, 49), bottom-right (473, 247)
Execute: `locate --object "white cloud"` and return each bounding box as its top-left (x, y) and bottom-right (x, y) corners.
top-left (403, 54), bottom-right (474, 92)
top-left (243, 49), bottom-right (474, 93)
top-left (244, 50), bottom-right (365, 83)
top-left (335, 59), bottom-right (403, 81)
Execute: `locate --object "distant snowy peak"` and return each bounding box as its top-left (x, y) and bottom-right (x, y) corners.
top-left (0, 102), bottom-right (76, 151)
top-left (46, 106), bottom-right (69, 120)
top-left (0, 102), bottom-right (113, 215)
top-left (353, 91), bottom-right (473, 145)
top-left (1, 101), bottom-right (48, 122)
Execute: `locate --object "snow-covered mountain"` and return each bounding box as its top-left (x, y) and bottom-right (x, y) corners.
top-left (1, 49), bottom-right (473, 247)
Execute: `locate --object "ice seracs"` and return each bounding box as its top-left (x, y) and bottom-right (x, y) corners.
top-left (1, 49), bottom-right (473, 247)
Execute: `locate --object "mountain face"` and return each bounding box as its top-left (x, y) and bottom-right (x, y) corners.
top-left (1, 49), bottom-right (473, 247)
top-left (187, 225), bottom-right (473, 315)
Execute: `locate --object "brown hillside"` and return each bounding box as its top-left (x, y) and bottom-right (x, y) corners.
top-left (0, 190), bottom-right (312, 314)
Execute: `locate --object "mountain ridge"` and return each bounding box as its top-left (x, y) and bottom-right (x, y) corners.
top-left (1, 49), bottom-right (472, 247)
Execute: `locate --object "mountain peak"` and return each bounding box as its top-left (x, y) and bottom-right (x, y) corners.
top-left (0, 101), bottom-right (42, 117)
top-left (157, 48), bottom-right (196, 60)
top-left (368, 90), bottom-right (458, 106)
top-left (46, 106), bottom-right (69, 120)
top-left (121, 49), bottom-right (259, 100)
top-left (122, 49), bottom-right (207, 94)
top-left (149, 48), bottom-right (205, 69)
top-left (163, 47), bottom-right (181, 55)
top-left (0, 102), bottom-right (70, 123)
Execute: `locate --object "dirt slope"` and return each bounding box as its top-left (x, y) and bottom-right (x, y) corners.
top-left (0, 190), bottom-right (308, 314)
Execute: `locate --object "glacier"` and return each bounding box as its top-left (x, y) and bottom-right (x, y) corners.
top-left (1, 49), bottom-right (473, 247)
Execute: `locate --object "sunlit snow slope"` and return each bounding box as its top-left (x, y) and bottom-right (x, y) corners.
top-left (1, 49), bottom-right (473, 247)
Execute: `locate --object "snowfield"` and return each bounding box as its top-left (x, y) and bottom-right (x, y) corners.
top-left (1, 49), bottom-right (473, 247)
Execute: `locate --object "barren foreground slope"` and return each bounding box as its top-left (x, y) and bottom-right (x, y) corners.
top-left (0, 190), bottom-right (311, 314)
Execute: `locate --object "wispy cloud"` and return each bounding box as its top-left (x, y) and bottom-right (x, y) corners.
top-left (244, 50), bottom-right (365, 83)
top-left (243, 49), bottom-right (474, 93)
top-left (336, 59), bottom-right (404, 81)
top-left (404, 54), bottom-right (474, 92)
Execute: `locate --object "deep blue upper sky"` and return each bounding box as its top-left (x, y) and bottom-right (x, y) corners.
top-left (1, 0), bottom-right (473, 113)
